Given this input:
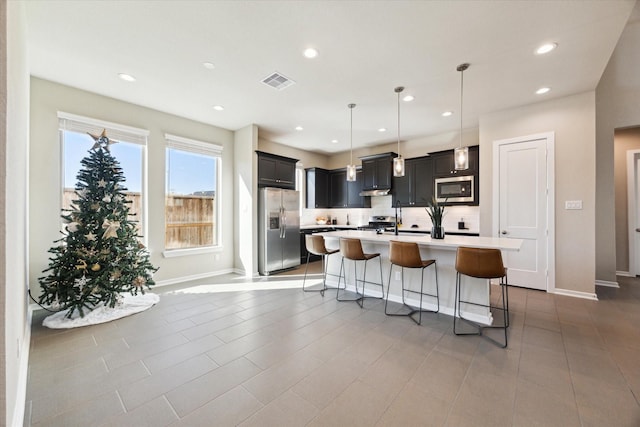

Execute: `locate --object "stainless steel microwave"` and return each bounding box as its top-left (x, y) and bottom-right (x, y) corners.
top-left (435, 176), bottom-right (474, 203)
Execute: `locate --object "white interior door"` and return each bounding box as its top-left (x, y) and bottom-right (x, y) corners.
top-left (636, 155), bottom-right (640, 277)
top-left (630, 151), bottom-right (640, 277)
top-left (495, 135), bottom-right (551, 291)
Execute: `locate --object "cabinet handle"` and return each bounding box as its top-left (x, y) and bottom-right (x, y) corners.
top-left (501, 230), bottom-right (508, 235)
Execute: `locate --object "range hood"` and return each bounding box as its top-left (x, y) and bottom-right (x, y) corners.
top-left (359, 189), bottom-right (391, 197)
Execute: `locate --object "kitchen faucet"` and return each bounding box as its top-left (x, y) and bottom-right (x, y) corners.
top-left (394, 200), bottom-right (401, 236)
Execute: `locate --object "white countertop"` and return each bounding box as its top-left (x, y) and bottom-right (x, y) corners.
top-left (318, 229), bottom-right (522, 252)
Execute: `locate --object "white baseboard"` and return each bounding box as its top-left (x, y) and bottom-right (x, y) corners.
top-left (616, 271), bottom-right (633, 278)
top-left (154, 268), bottom-right (238, 287)
top-left (553, 288), bottom-right (599, 300)
top-left (13, 305), bottom-right (33, 427)
top-left (595, 280), bottom-right (620, 288)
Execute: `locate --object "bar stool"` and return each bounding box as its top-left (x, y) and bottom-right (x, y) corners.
top-left (385, 241), bottom-right (439, 325)
top-left (336, 237), bottom-right (384, 308)
top-left (302, 234), bottom-right (340, 296)
top-left (454, 246), bottom-right (510, 348)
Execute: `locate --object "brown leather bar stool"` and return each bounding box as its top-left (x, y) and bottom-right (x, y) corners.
top-left (385, 241), bottom-right (439, 325)
top-left (454, 246), bottom-right (510, 348)
top-left (302, 234), bottom-right (340, 296)
top-left (336, 237), bottom-right (384, 308)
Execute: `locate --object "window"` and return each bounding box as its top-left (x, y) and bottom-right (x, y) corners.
top-left (59, 112), bottom-right (148, 239)
top-left (164, 134), bottom-right (222, 254)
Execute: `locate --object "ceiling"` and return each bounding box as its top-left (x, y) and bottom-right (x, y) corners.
top-left (24, 1), bottom-right (635, 154)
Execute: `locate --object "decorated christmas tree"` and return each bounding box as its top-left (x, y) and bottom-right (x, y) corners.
top-left (38, 130), bottom-right (158, 318)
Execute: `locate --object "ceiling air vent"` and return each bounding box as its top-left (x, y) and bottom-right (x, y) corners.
top-left (261, 72), bottom-right (295, 90)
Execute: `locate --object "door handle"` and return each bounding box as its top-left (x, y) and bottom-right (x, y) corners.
top-left (636, 228), bottom-right (640, 232)
top-left (282, 210), bottom-right (287, 238)
top-left (501, 230), bottom-right (508, 235)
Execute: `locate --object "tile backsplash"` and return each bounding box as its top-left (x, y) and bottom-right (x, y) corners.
top-left (302, 195), bottom-right (480, 233)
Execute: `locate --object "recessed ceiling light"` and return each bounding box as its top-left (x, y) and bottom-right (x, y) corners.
top-left (378, 128), bottom-right (387, 132)
top-left (203, 62), bottom-right (215, 70)
top-left (331, 139), bottom-right (339, 144)
top-left (403, 95), bottom-right (414, 102)
top-left (442, 111), bottom-right (453, 117)
top-left (118, 73), bottom-right (136, 82)
top-left (303, 48), bottom-right (318, 59)
top-left (536, 87), bottom-right (551, 95)
top-left (295, 126), bottom-right (304, 131)
top-left (535, 42), bottom-right (557, 55)
top-left (213, 105), bottom-right (224, 111)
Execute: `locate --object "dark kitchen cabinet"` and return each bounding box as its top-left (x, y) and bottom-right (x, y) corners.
top-left (432, 145), bottom-right (478, 177)
top-left (306, 167), bottom-right (330, 208)
top-left (256, 151), bottom-right (298, 189)
top-left (347, 168), bottom-right (370, 208)
top-left (329, 168), bottom-right (371, 209)
top-left (360, 152), bottom-right (396, 191)
top-left (329, 169), bottom-right (347, 208)
top-left (393, 156), bottom-right (433, 207)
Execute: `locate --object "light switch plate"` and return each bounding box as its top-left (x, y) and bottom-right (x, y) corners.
top-left (565, 200), bottom-right (583, 210)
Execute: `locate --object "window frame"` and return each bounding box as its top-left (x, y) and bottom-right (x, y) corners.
top-left (58, 112), bottom-right (149, 245)
top-left (162, 133), bottom-right (223, 258)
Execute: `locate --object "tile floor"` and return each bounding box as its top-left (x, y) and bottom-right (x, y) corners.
top-left (24, 265), bottom-right (640, 426)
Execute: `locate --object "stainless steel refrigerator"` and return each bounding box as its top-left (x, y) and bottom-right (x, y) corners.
top-left (259, 187), bottom-right (300, 275)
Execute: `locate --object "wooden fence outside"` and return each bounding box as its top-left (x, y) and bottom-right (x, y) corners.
top-left (63, 189), bottom-right (216, 248)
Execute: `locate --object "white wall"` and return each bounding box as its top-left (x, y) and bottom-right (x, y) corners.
top-left (234, 125), bottom-right (258, 276)
top-left (4, 1), bottom-right (31, 425)
top-left (479, 91), bottom-right (596, 295)
top-left (596, 1), bottom-right (640, 283)
top-left (29, 78), bottom-right (235, 293)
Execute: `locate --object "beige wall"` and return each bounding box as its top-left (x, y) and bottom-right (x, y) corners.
top-left (596, 1), bottom-right (640, 283)
top-left (258, 138), bottom-right (330, 169)
top-left (4, 1), bottom-right (31, 425)
top-left (614, 126), bottom-right (640, 272)
top-left (479, 91), bottom-right (597, 295)
top-left (324, 128), bottom-right (479, 170)
top-left (29, 78), bottom-right (235, 291)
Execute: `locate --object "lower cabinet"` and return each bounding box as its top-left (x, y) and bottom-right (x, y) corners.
top-left (300, 228), bottom-right (334, 263)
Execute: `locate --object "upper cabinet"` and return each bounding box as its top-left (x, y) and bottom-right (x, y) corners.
top-left (306, 167), bottom-right (370, 209)
top-left (346, 168), bottom-right (370, 208)
top-left (257, 151), bottom-right (298, 189)
top-left (392, 156), bottom-right (433, 207)
top-left (306, 168), bottom-right (330, 208)
top-left (360, 152), bottom-right (396, 190)
top-left (329, 169), bottom-right (347, 208)
top-left (432, 145), bottom-right (479, 177)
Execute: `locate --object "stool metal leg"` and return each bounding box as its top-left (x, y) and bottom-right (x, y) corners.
top-left (303, 252), bottom-right (325, 294)
top-left (337, 256), bottom-right (384, 308)
top-left (385, 262), bottom-right (439, 325)
top-left (453, 272), bottom-right (510, 348)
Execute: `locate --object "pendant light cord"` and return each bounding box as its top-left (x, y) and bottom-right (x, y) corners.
top-left (456, 63), bottom-right (469, 149)
top-left (460, 67), bottom-right (463, 149)
top-left (348, 103), bottom-right (355, 165)
top-left (397, 90), bottom-right (401, 154)
top-left (350, 105), bottom-right (353, 165)
top-left (394, 86), bottom-right (404, 156)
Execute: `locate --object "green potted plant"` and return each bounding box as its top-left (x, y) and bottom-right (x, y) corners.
top-left (426, 196), bottom-right (446, 239)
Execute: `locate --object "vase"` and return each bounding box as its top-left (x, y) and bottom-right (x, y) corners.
top-left (431, 226), bottom-right (445, 239)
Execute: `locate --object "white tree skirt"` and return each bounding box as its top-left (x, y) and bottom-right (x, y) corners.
top-left (43, 293), bottom-right (160, 329)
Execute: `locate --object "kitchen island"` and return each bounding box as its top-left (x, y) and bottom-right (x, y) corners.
top-left (317, 230), bottom-right (522, 325)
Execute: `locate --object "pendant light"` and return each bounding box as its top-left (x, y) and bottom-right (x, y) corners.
top-left (454, 63), bottom-right (470, 170)
top-left (346, 103), bottom-right (357, 182)
top-left (393, 86), bottom-right (405, 177)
